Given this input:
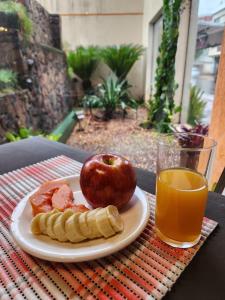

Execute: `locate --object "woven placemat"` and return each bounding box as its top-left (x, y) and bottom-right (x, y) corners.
top-left (0, 155), bottom-right (217, 299)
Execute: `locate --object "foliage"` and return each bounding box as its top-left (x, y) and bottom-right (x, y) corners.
top-left (171, 123), bottom-right (209, 148)
top-left (174, 123), bottom-right (208, 135)
top-left (147, 0), bottom-right (183, 133)
top-left (0, 69), bottom-right (17, 92)
top-left (187, 85), bottom-right (206, 126)
top-left (83, 76), bottom-right (138, 119)
top-left (0, 1), bottom-right (32, 40)
top-left (5, 128), bottom-right (61, 142)
top-left (67, 46), bottom-right (100, 92)
top-left (82, 95), bottom-right (103, 116)
top-left (101, 44), bottom-right (144, 81)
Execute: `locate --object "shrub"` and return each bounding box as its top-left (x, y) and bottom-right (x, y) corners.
top-left (146, 0), bottom-right (183, 133)
top-left (67, 46), bottom-right (100, 93)
top-left (101, 44), bottom-right (144, 81)
top-left (83, 95), bottom-right (103, 116)
top-left (0, 1), bottom-right (32, 40)
top-left (83, 75), bottom-right (138, 119)
top-left (5, 128), bottom-right (61, 142)
top-left (187, 85), bottom-right (206, 126)
top-left (0, 69), bottom-right (17, 92)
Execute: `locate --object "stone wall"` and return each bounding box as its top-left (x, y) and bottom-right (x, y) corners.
top-left (24, 44), bottom-right (73, 132)
top-left (18, 0), bottom-right (61, 48)
top-left (0, 30), bottom-right (25, 76)
top-left (0, 35), bottom-right (73, 142)
top-left (0, 90), bottom-right (33, 143)
top-left (0, 0), bottom-right (74, 143)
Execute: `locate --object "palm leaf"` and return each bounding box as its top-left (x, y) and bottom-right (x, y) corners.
top-left (101, 44), bottom-right (144, 80)
top-left (67, 46), bottom-right (100, 81)
top-left (188, 85), bottom-right (206, 125)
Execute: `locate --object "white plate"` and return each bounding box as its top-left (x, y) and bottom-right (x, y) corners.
top-left (11, 175), bottom-right (150, 262)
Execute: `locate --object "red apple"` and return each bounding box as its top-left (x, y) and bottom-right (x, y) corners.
top-left (80, 153), bottom-right (137, 209)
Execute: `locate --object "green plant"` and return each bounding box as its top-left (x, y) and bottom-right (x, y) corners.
top-left (67, 46), bottom-right (100, 92)
top-left (0, 1), bottom-right (32, 40)
top-left (83, 95), bottom-right (103, 116)
top-left (101, 44), bottom-right (144, 81)
top-left (146, 0), bottom-right (183, 133)
top-left (187, 85), bottom-right (206, 125)
top-left (99, 76), bottom-right (130, 119)
top-left (83, 76), bottom-right (138, 119)
top-left (5, 128), bottom-right (61, 142)
top-left (0, 69), bottom-right (17, 92)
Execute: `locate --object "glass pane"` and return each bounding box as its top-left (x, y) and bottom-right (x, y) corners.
top-left (191, 0), bottom-right (225, 124)
top-left (151, 16), bottom-right (163, 93)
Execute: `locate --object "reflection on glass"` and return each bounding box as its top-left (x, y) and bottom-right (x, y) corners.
top-left (191, 0), bottom-right (225, 123)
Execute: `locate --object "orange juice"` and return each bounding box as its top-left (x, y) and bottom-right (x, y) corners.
top-left (155, 168), bottom-right (208, 246)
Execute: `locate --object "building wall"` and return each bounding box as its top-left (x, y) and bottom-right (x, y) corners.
top-left (37, 0), bottom-right (191, 105)
top-left (36, 0), bottom-right (145, 98)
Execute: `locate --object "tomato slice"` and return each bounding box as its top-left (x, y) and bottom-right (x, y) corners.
top-left (52, 184), bottom-right (74, 211)
top-left (32, 204), bottom-right (53, 216)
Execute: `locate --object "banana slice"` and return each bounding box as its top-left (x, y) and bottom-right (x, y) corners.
top-left (39, 209), bottom-right (57, 234)
top-left (86, 208), bottom-right (102, 238)
top-left (31, 213), bottom-right (43, 234)
top-left (46, 212), bottom-right (62, 239)
top-left (78, 211), bottom-right (92, 238)
top-left (106, 205), bottom-right (124, 233)
top-left (53, 209), bottom-right (74, 242)
top-left (96, 208), bottom-right (115, 238)
top-left (65, 213), bottom-right (86, 243)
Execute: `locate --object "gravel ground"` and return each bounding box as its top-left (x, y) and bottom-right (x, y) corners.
top-left (67, 108), bottom-right (159, 173)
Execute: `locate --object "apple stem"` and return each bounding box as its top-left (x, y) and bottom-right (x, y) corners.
top-left (103, 157), bottom-right (114, 165)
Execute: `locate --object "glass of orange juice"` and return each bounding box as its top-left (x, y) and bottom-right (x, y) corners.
top-left (155, 133), bottom-right (217, 248)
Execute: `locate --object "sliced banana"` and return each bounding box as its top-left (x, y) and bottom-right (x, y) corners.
top-left (96, 208), bottom-right (115, 238)
top-left (31, 206), bottom-right (124, 243)
top-left (39, 209), bottom-right (57, 234)
top-left (65, 213), bottom-right (86, 243)
top-left (86, 208), bottom-right (102, 238)
top-left (106, 205), bottom-right (124, 233)
top-left (53, 209), bottom-right (74, 242)
top-left (31, 213), bottom-right (43, 234)
top-left (46, 212), bottom-right (62, 239)
top-left (78, 211), bottom-right (92, 238)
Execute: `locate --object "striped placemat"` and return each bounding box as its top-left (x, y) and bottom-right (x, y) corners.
top-left (0, 155), bottom-right (217, 299)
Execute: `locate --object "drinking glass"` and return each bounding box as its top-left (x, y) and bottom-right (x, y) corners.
top-left (155, 133), bottom-right (217, 248)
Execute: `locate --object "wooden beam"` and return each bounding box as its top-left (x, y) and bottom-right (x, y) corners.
top-left (59, 12), bottom-right (143, 17)
top-left (208, 29), bottom-right (225, 186)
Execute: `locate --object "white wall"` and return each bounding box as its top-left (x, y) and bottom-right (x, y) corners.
top-left (142, 0), bottom-right (163, 100)
top-left (37, 0), bottom-right (145, 97)
top-left (37, 0), bottom-right (143, 14)
top-left (37, 0), bottom-right (191, 107)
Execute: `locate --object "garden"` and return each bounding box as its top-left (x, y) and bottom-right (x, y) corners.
top-left (0, 0), bottom-right (210, 175)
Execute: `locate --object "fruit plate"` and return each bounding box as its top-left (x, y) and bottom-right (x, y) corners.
top-left (11, 175), bottom-right (150, 263)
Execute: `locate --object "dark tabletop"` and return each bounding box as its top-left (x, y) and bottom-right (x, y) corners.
top-left (0, 137), bottom-right (224, 300)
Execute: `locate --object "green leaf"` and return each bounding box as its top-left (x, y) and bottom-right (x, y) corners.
top-left (67, 46), bottom-right (100, 91)
top-left (121, 101), bottom-right (127, 110)
top-left (146, 0), bottom-right (183, 133)
top-left (174, 105), bottom-right (182, 113)
top-left (5, 132), bottom-right (18, 142)
top-left (19, 127), bottom-right (30, 138)
top-left (187, 85), bottom-right (206, 125)
top-left (101, 44), bottom-right (144, 80)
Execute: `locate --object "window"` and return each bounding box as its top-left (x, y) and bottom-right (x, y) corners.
top-left (151, 16), bottom-right (163, 94)
top-left (191, 0), bottom-right (225, 124)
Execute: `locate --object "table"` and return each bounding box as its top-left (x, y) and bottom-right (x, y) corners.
top-left (0, 137), bottom-right (225, 300)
